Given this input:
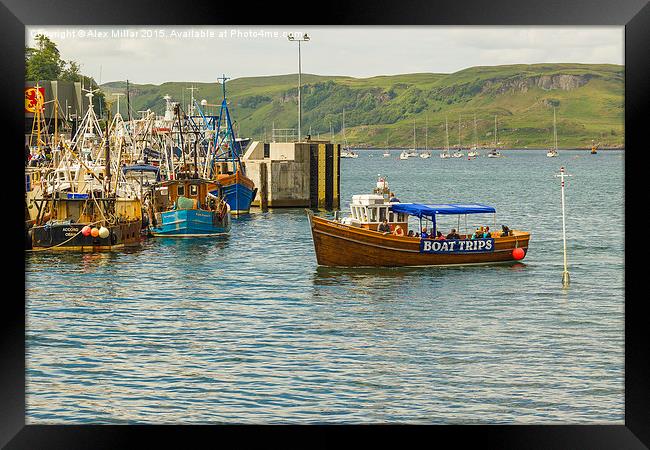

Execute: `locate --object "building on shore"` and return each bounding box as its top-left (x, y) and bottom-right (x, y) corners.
top-left (25, 80), bottom-right (84, 139)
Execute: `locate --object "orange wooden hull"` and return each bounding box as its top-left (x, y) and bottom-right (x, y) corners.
top-left (307, 212), bottom-right (530, 267)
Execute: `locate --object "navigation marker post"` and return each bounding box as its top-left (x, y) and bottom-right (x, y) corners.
top-left (555, 166), bottom-right (572, 288)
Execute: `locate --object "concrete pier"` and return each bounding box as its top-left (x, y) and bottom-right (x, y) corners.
top-left (243, 140), bottom-right (340, 209)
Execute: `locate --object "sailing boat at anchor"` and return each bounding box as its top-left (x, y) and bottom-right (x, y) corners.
top-left (420, 116), bottom-right (431, 158)
top-left (440, 117), bottom-right (451, 159)
top-left (468, 114), bottom-right (480, 158)
top-left (487, 115), bottom-right (503, 158)
top-left (547, 107), bottom-right (559, 158)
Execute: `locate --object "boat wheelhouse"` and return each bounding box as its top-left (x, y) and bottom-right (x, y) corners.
top-left (342, 194), bottom-right (409, 232)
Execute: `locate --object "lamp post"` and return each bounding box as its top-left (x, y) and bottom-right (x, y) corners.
top-left (288, 32), bottom-right (310, 142)
top-left (555, 166), bottom-right (572, 288)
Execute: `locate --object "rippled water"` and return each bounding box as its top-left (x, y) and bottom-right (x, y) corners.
top-left (26, 150), bottom-right (625, 424)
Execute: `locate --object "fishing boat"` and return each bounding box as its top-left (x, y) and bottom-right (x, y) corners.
top-left (440, 118), bottom-right (451, 159)
top-left (487, 115), bottom-right (503, 158)
top-left (146, 178), bottom-right (231, 237)
top-left (399, 150), bottom-right (410, 160)
top-left (202, 76), bottom-right (257, 214)
top-left (28, 91), bottom-right (144, 251)
top-left (420, 152), bottom-right (431, 159)
top-left (383, 150), bottom-right (391, 157)
top-left (547, 107), bottom-right (559, 157)
top-left (306, 181), bottom-right (530, 267)
top-left (341, 149), bottom-right (359, 158)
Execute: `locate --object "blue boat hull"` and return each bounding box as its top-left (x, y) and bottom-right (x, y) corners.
top-left (150, 208), bottom-right (231, 237)
top-left (223, 183), bottom-right (256, 215)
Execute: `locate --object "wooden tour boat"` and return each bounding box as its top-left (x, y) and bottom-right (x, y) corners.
top-left (307, 179), bottom-right (530, 267)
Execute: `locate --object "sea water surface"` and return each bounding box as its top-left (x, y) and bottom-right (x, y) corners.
top-left (26, 149), bottom-right (625, 424)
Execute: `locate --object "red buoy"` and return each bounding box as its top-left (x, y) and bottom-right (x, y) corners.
top-left (512, 247), bottom-right (525, 260)
top-left (81, 226), bottom-right (91, 236)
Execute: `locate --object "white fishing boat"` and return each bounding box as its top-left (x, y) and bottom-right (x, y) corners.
top-left (341, 149), bottom-right (359, 158)
top-left (399, 150), bottom-right (410, 160)
top-left (487, 115), bottom-right (503, 158)
top-left (383, 150), bottom-right (391, 157)
top-left (420, 152), bottom-right (431, 158)
top-left (547, 107), bottom-right (559, 158)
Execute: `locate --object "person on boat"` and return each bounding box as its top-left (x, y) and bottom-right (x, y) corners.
top-left (25, 144), bottom-right (30, 166)
top-left (471, 229), bottom-right (480, 239)
top-left (500, 225), bottom-right (511, 237)
top-left (408, 230), bottom-right (415, 237)
top-left (420, 227), bottom-right (429, 239)
top-left (389, 192), bottom-right (400, 202)
top-left (393, 225), bottom-right (405, 237)
top-left (446, 228), bottom-right (460, 240)
top-left (483, 226), bottom-right (491, 238)
top-left (435, 231), bottom-right (446, 240)
top-left (378, 219), bottom-right (391, 233)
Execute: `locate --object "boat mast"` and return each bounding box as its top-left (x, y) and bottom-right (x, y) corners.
top-left (425, 115), bottom-right (428, 151)
top-left (445, 117), bottom-right (450, 153)
top-left (413, 118), bottom-right (416, 150)
top-left (553, 107), bottom-right (558, 152)
top-left (494, 115), bottom-right (497, 150)
top-left (458, 115), bottom-right (461, 149)
top-left (474, 113), bottom-right (478, 149)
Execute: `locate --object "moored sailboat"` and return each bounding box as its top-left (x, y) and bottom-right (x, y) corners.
top-left (547, 107), bottom-right (559, 158)
top-left (487, 115), bottom-right (503, 158)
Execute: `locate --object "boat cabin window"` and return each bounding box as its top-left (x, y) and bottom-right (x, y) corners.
top-left (177, 185), bottom-right (185, 196)
top-left (189, 184), bottom-right (198, 196)
top-left (379, 207), bottom-right (387, 222)
top-left (369, 207), bottom-right (377, 223)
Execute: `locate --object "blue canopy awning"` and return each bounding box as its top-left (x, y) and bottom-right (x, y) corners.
top-left (122, 164), bottom-right (160, 177)
top-left (390, 203), bottom-right (496, 219)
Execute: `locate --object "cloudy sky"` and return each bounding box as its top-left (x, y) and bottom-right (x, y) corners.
top-left (26, 26), bottom-right (623, 85)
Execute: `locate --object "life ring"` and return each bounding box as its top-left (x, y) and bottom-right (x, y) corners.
top-left (394, 226), bottom-right (404, 236)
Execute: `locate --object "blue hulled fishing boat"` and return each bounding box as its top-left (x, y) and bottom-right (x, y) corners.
top-left (198, 75), bottom-right (257, 215)
top-left (146, 178), bottom-right (231, 237)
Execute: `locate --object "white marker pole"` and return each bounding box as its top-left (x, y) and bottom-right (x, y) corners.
top-left (556, 166), bottom-right (572, 287)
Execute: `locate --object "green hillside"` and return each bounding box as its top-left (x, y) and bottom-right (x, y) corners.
top-left (101, 63), bottom-right (624, 149)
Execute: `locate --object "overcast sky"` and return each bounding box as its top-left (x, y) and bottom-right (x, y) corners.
top-left (26, 26), bottom-right (624, 85)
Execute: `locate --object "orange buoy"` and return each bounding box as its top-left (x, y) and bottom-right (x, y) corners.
top-left (91, 227), bottom-right (100, 237)
top-left (512, 247), bottom-right (525, 260)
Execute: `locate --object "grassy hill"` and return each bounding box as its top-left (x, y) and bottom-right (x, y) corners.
top-left (101, 63), bottom-right (624, 149)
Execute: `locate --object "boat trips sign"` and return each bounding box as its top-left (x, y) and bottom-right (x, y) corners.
top-left (420, 238), bottom-right (494, 253)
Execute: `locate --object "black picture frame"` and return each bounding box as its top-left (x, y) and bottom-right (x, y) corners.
top-left (2, 0), bottom-right (647, 447)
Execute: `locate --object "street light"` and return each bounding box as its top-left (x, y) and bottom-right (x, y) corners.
top-left (288, 32), bottom-right (310, 142)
